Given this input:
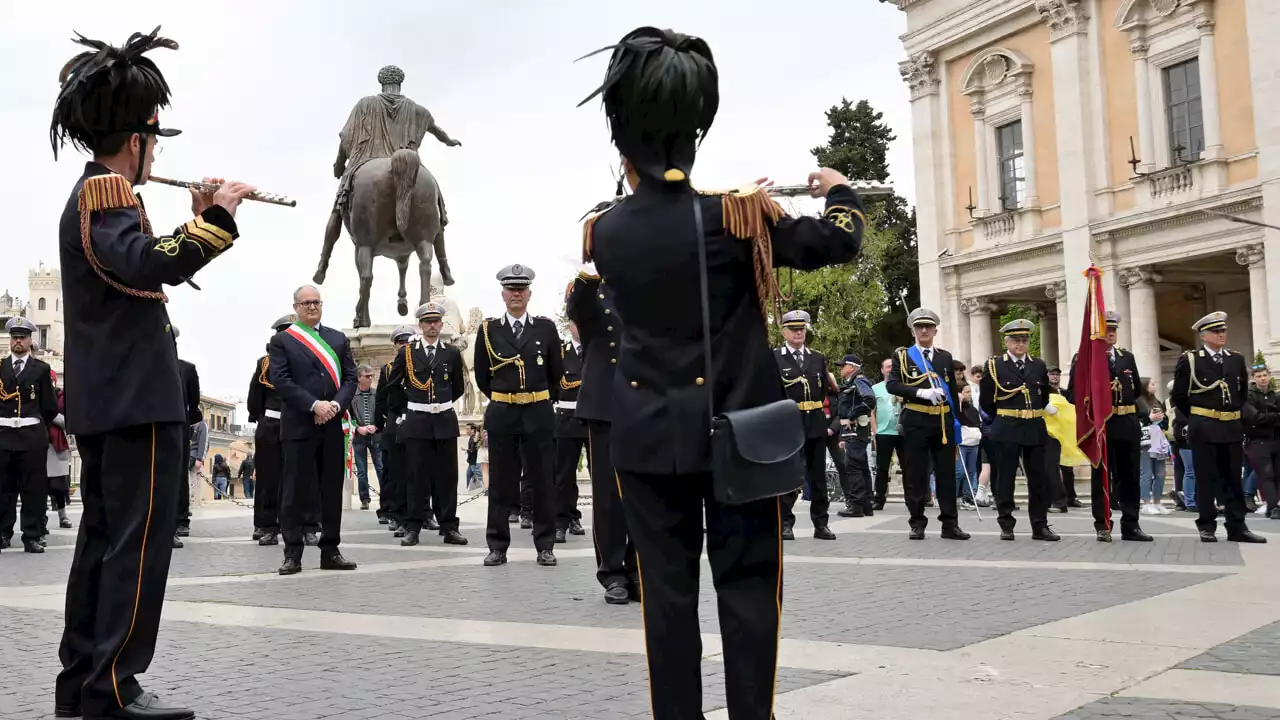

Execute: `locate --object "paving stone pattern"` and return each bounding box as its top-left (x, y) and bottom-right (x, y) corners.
top-left (1053, 696), bottom-right (1280, 719)
top-left (1179, 621), bottom-right (1280, 677)
top-left (0, 607), bottom-right (844, 720)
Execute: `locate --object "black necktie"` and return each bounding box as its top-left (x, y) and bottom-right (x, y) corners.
top-left (924, 349), bottom-right (932, 364)
top-left (793, 350), bottom-right (803, 365)
top-left (427, 345), bottom-right (436, 365)
top-left (1214, 353), bottom-right (1223, 365)
top-left (1016, 358), bottom-right (1025, 371)
top-left (13, 359), bottom-right (22, 375)
top-left (513, 319), bottom-right (523, 341)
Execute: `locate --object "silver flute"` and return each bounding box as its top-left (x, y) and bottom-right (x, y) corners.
top-left (146, 175), bottom-right (298, 207)
top-left (765, 181), bottom-right (895, 198)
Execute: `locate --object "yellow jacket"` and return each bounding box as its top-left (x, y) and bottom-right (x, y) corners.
top-left (1044, 393), bottom-right (1089, 467)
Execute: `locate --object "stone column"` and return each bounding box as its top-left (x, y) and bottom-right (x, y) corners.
top-left (1120, 266), bottom-right (1164, 392)
top-left (948, 286), bottom-right (971, 364)
top-left (1047, 281), bottom-right (1072, 370)
top-left (1237, 244), bottom-right (1269, 359)
top-left (1130, 35), bottom-right (1155, 174)
top-left (1246, 0), bottom-right (1280, 352)
top-left (901, 52), bottom-right (948, 318)
top-left (1035, 303), bottom-right (1058, 369)
top-left (1018, 81), bottom-right (1039, 208)
top-left (964, 298), bottom-right (998, 363)
top-left (971, 99), bottom-right (990, 216)
top-left (1196, 11), bottom-right (1223, 162)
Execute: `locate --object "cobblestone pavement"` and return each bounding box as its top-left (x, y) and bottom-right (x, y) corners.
top-left (2, 494), bottom-right (1277, 720)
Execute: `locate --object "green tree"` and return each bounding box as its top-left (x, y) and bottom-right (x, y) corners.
top-left (997, 304), bottom-right (1042, 359)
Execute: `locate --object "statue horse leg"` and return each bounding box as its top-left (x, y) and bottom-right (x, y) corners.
top-left (396, 255), bottom-right (409, 317)
top-left (314, 207), bottom-right (343, 285)
top-left (354, 244), bottom-right (374, 329)
top-left (414, 236), bottom-right (434, 309)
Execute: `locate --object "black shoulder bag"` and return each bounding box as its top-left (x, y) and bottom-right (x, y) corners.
top-left (693, 195), bottom-right (806, 505)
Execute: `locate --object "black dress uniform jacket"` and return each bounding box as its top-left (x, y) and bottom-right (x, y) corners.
top-left (473, 315), bottom-right (564, 435)
top-left (886, 346), bottom-right (961, 440)
top-left (774, 347), bottom-right (834, 439)
top-left (246, 355), bottom-right (283, 421)
top-left (555, 342), bottom-right (589, 439)
top-left (589, 182), bottom-right (865, 474)
top-left (566, 278), bottom-right (619, 424)
top-left (267, 324), bottom-right (358, 440)
top-left (1171, 347), bottom-right (1249, 444)
top-left (387, 339), bottom-right (464, 439)
top-left (59, 163), bottom-right (238, 436)
top-left (375, 360), bottom-right (399, 439)
top-left (979, 353), bottom-right (1052, 446)
top-left (0, 355), bottom-right (58, 451)
top-left (1067, 348), bottom-right (1143, 442)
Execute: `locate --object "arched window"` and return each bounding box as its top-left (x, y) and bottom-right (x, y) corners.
top-left (38, 298), bottom-right (46, 311)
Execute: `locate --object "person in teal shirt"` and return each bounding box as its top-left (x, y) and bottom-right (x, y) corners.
top-left (872, 358), bottom-right (903, 509)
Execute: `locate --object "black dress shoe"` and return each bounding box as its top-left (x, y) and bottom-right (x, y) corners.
top-left (781, 525), bottom-right (795, 541)
top-left (873, 500), bottom-right (886, 511)
top-left (1200, 530), bottom-right (1218, 543)
top-left (1227, 530), bottom-right (1268, 543)
top-left (378, 515), bottom-right (390, 525)
top-left (400, 530), bottom-right (420, 547)
top-left (1032, 527), bottom-right (1060, 542)
top-left (360, 501), bottom-right (370, 510)
top-left (483, 550), bottom-right (507, 566)
top-left (1068, 498), bottom-right (1084, 509)
top-left (393, 527), bottom-right (408, 538)
top-left (1269, 508), bottom-right (1280, 520)
top-left (862, 504), bottom-right (875, 516)
top-left (508, 512), bottom-right (519, 525)
top-left (442, 530), bottom-right (468, 545)
top-left (1122, 528), bottom-right (1154, 542)
top-left (604, 583), bottom-right (630, 605)
top-left (321, 553), bottom-right (357, 570)
top-left (520, 517), bottom-right (533, 530)
top-left (425, 516), bottom-right (440, 531)
top-left (908, 527), bottom-right (925, 540)
top-left (54, 701), bottom-right (80, 717)
top-left (170, 536), bottom-right (182, 549)
top-left (813, 525), bottom-right (836, 540)
top-left (278, 557), bottom-right (301, 575)
top-left (1096, 529), bottom-right (1112, 542)
top-left (88, 691), bottom-right (194, 720)
top-left (174, 526), bottom-right (190, 537)
top-left (258, 532), bottom-right (279, 546)
top-left (252, 528), bottom-right (263, 541)
top-left (941, 526), bottom-right (970, 540)
top-left (1048, 506), bottom-right (1067, 514)
top-left (554, 529), bottom-right (567, 544)
top-left (569, 519), bottom-right (586, 535)
top-left (837, 506), bottom-right (858, 517)
top-left (537, 550), bottom-right (557, 566)
top-left (388, 519), bottom-right (400, 532)
top-left (60, 517), bottom-right (74, 529)
top-left (1000, 528), bottom-right (1015, 541)
top-left (303, 532), bottom-right (319, 546)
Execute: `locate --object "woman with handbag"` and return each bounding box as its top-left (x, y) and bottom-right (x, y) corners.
top-left (577, 27), bottom-right (866, 720)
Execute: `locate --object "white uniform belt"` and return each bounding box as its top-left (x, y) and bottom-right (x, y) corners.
top-left (555, 401), bottom-right (578, 411)
top-left (408, 401), bottom-right (453, 414)
top-left (0, 417), bottom-right (41, 429)
top-left (263, 409), bottom-right (282, 420)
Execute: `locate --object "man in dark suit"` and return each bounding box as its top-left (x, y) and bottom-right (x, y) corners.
top-left (246, 314), bottom-right (299, 546)
top-left (473, 264), bottom-right (564, 567)
top-left (979, 319), bottom-right (1059, 541)
top-left (386, 302), bottom-right (468, 547)
top-left (269, 285), bottom-right (359, 575)
top-left (51, 27), bottom-right (255, 720)
top-left (172, 328), bottom-right (202, 550)
top-left (567, 273), bottom-right (638, 605)
top-left (0, 317), bottom-right (58, 553)
top-left (775, 309), bottom-right (837, 540)
top-left (375, 325), bottom-right (415, 532)
top-left (886, 308), bottom-right (970, 540)
top-left (553, 321), bottom-right (589, 543)
top-left (1171, 312), bottom-right (1267, 543)
top-left (1065, 311), bottom-right (1152, 542)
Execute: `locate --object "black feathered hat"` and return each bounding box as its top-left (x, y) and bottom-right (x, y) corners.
top-left (50, 26), bottom-right (181, 162)
top-left (577, 27), bottom-right (718, 184)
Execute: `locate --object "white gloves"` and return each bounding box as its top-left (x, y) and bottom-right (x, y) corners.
top-left (915, 388), bottom-right (946, 405)
top-left (1044, 403), bottom-right (1059, 416)
top-left (53, 413), bottom-right (65, 429)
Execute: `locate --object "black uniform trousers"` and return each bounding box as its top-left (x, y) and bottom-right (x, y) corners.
top-left (1192, 441), bottom-right (1249, 535)
top-left (253, 419), bottom-right (283, 533)
top-left (779, 437), bottom-right (830, 528)
top-left (836, 434), bottom-right (872, 508)
top-left (900, 425), bottom-right (958, 530)
top-left (404, 438), bottom-right (460, 534)
top-left (992, 441), bottom-right (1051, 531)
top-left (618, 470), bottom-right (781, 720)
top-left (874, 433), bottom-right (903, 504)
top-left (487, 431), bottom-right (555, 552)
top-left (1090, 437), bottom-right (1142, 532)
top-left (587, 422), bottom-right (636, 590)
top-left (554, 434), bottom-right (588, 529)
top-left (1051, 462), bottom-right (1078, 509)
top-left (280, 428), bottom-right (345, 558)
top-left (0, 443), bottom-right (47, 543)
top-left (56, 423), bottom-right (183, 717)
top-left (378, 438), bottom-right (407, 522)
top-left (1246, 440), bottom-right (1280, 511)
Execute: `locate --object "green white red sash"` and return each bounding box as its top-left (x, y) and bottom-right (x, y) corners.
top-left (285, 322), bottom-right (340, 388)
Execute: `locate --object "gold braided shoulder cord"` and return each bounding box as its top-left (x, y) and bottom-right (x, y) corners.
top-left (895, 348), bottom-right (935, 388)
top-left (258, 357), bottom-right (274, 390)
top-left (781, 373), bottom-right (811, 401)
top-left (986, 356), bottom-right (1031, 406)
top-left (482, 320), bottom-right (525, 389)
top-left (559, 344), bottom-right (581, 390)
top-left (1184, 351), bottom-right (1231, 404)
top-left (403, 344), bottom-right (435, 400)
top-left (0, 376), bottom-right (20, 415)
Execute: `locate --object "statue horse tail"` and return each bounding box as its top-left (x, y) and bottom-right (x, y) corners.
top-left (390, 148), bottom-right (421, 238)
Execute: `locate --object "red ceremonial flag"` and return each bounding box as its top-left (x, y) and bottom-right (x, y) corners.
top-left (1073, 265), bottom-right (1114, 526)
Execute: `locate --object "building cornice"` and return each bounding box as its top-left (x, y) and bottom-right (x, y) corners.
top-left (940, 233), bottom-right (1065, 272)
top-left (1091, 187), bottom-right (1264, 241)
top-left (902, 0), bottom-right (1036, 56)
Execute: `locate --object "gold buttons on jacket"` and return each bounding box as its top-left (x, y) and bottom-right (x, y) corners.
top-left (696, 377), bottom-right (705, 386)
top-left (605, 309), bottom-right (611, 314)
top-left (630, 380), bottom-right (639, 388)
top-left (609, 342), bottom-right (616, 348)
top-left (611, 358), bottom-right (617, 364)
top-left (598, 293), bottom-right (605, 299)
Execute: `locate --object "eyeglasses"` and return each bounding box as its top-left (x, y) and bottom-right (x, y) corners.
top-left (295, 300), bottom-right (323, 309)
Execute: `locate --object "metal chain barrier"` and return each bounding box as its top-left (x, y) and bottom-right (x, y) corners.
top-left (194, 471), bottom-right (256, 509)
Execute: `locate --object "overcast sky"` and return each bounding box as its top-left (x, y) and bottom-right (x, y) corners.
top-left (1, 0), bottom-right (912, 408)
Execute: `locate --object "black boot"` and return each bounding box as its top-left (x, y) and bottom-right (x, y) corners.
top-left (554, 529), bottom-right (567, 544)
top-left (321, 552), bottom-right (358, 570)
top-left (483, 550), bottom-right (507, 566)
top-left (1227, 529), bottom-right (1268, 543)
top-left (400, 530), bottom-right (420, 546)
top-left (1032, 526), bottom-right (1061, 542)
top-left (258, 532), bottom-right (279, 546)
top-left (941, 525), bottom-right (970, 540)
top-left (1122, 527), bottom-right (1153, 542)
top-left (569, 518), bottom-right (586, 535)
top-left (278, 556), bottom-right (301, 575)
top-left (813, 525), bottom-right (836, 540)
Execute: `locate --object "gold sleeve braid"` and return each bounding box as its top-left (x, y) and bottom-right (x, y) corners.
top-left (559, 344), bottom-right (581, 391)
top-left (258, 357), bottom-right (274, 390)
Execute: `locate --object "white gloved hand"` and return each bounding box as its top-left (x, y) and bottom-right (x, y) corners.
top-left (1044, 403), bottom-right (1059, 416)
top-left (53, 413), bottom-right (66, 429)
top-left (915, 388), bottom-right (944, 405)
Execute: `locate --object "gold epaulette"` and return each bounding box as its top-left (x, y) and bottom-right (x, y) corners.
top-left (576, 270), bottom-right (601, 282)
top-left (698, 185), bottom-right (787, 322)
top-left (258, 356), bottom-right (274, 390)
top-left (77, 174), bottom-right (168, 303)
top-left (581, 203), bottom-right (619, 263)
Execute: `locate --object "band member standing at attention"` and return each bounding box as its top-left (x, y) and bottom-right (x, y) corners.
top-left (886, 308), bottom-right (970, 541)
top-left (474, 264), bottom-right (564, 567)
top-left (553, 320), bottom-right (589, 543)
top-left (979, 319), bottom-right (1060, 542)
top-left (1172, 312), bottom-right (1267, 543)
top-left (375, 325), bottom-right (415, 532)
top-left (269, 285), bottom-right (359, 575)
top-left (246, 314), bottom-right (298, 546)
top-left (1066, 311), bottom-right (1152, 542)
top-left (0, 318), bottom-right (58, 554)
top-left (387, 302), bottom-right (468, 547)
top-left (567, 273), bottom-right (639, 605)
top-left (578, 27), bottom-right (865, 719)
top-left (775, 310), bottom-right (837, 540)
top-left (50, 27), bottom-right (255, 720)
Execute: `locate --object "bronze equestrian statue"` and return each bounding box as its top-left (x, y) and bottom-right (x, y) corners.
top-left (314, 65), bottom-right (459, 328)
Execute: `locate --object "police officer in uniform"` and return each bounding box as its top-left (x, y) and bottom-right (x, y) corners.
top-left (375, 325), bottom-right (415, 532)
top-left (474, 264), bottom-right (564, 567)
top-left (578, 26), bottom-right (865, 719)
top-left (1171, 312), bottom-right (1267, 543)
top-left (553, 320), bottom-right (589, 543)
top-left (775, 310), bottom-right (837, 540)
top-left (387, 302), bottom-right (469, 547)
top-left (886, 308), bottom-right (970, 540)
top-left (979, 319), bottom-right (1060, 541)
top-left (835, 354), bottom-right (876, 517)
top-left (1065, 311), bottom-right (1152, 542)
top-left (0, 317), bottom-right (58, 553)
top-left (50, 27), bottom-right (255, 720)
top-left (246, 314), bottom-right (298, 546)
